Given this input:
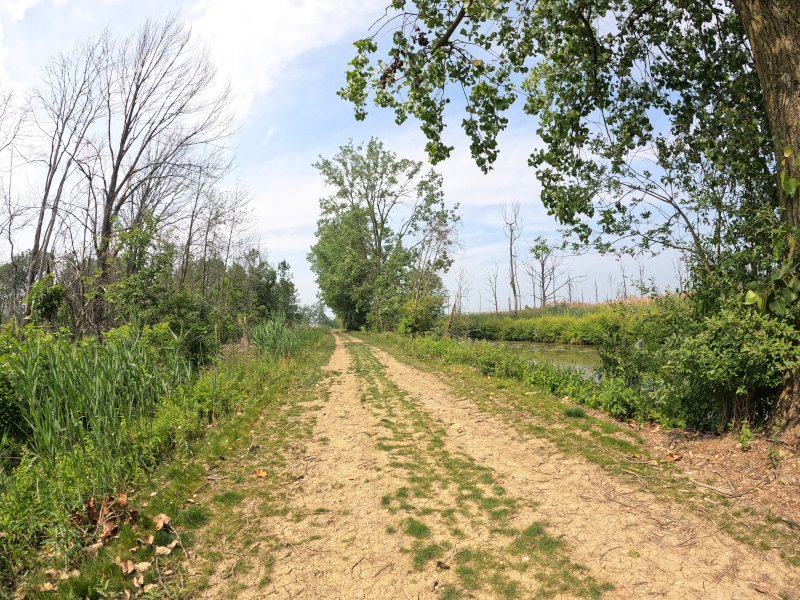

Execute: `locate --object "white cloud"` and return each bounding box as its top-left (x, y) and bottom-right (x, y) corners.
top-left (3, 0), bottom-right (44, 21)
top-left (189, 0), bottom-right (378, 119)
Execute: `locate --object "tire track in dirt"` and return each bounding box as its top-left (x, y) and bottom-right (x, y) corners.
top-left (254, 334), bottom-right (436, 599)
top-left (365, 340), bottom-right (800, 600)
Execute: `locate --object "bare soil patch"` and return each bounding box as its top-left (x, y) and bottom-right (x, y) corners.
top-left (637, 424), bottom-right (800, 529)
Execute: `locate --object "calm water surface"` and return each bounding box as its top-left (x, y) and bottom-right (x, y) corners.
top-left (493, 340), bottom-right (601, 374)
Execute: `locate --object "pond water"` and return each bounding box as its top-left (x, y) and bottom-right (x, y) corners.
top-left (492, 340), bottom-right (602, 374)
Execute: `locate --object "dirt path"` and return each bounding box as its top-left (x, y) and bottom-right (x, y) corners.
top-left (258, 333), bottom-right (435, 599)
top-left (197, 333), bottom-right (800, 599)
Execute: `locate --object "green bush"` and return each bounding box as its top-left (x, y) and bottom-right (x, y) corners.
top-left (597, 295), bottom-right (800, 430)
top-left (657, 301), bottom-right (800, 429)
top-left (397, 295), bottom-right (444, 335)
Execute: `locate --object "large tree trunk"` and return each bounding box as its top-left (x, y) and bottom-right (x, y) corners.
top-left (734, 0), bottom-right (800, 428)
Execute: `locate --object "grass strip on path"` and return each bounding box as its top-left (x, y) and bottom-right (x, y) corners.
top-left (345, 338), bottom-right (612, 600)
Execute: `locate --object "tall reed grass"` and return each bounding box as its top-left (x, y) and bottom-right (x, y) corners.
top-left (449, 302), bottom-right (648, 345)
top-left (251, 316), bottom-right (324, 358)
top-left (0, 324), bottom-right (197, 582)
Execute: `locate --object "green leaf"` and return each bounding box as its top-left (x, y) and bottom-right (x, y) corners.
top-left (769, 298), bottom-right (787, 315)
top-left (782, 175), bottom-right (800, 197)
top-left (744, 290), bottom-right (760, 305)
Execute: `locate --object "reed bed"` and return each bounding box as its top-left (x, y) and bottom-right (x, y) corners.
top-left (251, 316), bottom-right (324, 358)
top-left (449, 302), bottom-right (649, 345)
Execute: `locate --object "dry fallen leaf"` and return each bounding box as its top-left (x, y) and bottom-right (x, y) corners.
top-left (137, 534), bottom-right (155, 546)
top-left (665, 452), bottom-right (682, 462)
top-left (43, 568), bottom-right (58, 579)
top-left (101, 518), bottom-right (118, 540)
top-left (154, 546), bottom-right (172, 556)
top-left (154, 513), bottom-right (171, 531)
top-left (38, 582), bottom-right (56, 592)
top-left (83, 541), bottom-right (103, 557)
top-left (118, 559), bottom-right (136, 575)
top-left (135, 561), bottom-right (152, 573)
top-left (167, 539), bottom-right (180, 549)
top-left (254, 469), bottom-right (268, 478)
top-left (435, 560), bottom-right (450, 570)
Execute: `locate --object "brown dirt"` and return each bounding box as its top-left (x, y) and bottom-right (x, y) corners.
top-left (223, 335), bottom-right (444, 598)
top-left (196, 334), bottom-right (800, 599)
top-left (636, 424), bottom-right (800, 529)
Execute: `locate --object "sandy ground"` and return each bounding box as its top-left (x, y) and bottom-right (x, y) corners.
top-left (199, 334), bottom-right (800, 599)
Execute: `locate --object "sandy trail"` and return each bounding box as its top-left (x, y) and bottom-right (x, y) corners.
top-left (258, 335), bottom-right (436, 599)
top-left (200, 334), bottom-right (799, 599)
top-left (367, 341), bottom-right (800, 600)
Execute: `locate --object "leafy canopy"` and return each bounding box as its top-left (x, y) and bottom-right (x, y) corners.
top-left (342, 1), bottom-right (777, 285)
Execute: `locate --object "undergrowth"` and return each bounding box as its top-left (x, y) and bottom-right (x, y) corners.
top-left (0, 321), bottom-right (325, 593)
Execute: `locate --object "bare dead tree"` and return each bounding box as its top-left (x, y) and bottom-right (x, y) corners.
top-left (525, 236), bottom-right (563, 308)
top-left (409, 198), bottom-right (459, 301)
top-left (487, 262), bottom-right (499, 314)
top-left (673, 256), bottom-right (687, 293)
top-left (0, 97), bottom-right (26, 326)
top-left (445, 268), bottom-right (471, 335)
top-left (501, 202), bottom-right (521, 313)
top-left (24, 38), bottom-right (105, 309)
top-left (619, 259), bottom-right (629, 301)
top-left (77, 16), bottom-right (233, 326)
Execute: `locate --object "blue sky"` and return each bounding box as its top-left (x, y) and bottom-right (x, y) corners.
top-left (0, 0), bottom-right (678, 311)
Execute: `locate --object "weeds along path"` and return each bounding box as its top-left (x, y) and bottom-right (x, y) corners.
top-left (362, 338), bottom-right (800, 600)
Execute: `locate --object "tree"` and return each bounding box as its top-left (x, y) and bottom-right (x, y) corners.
top-left (502, 202), bottom-right (521, 313)
top-left (487, 262), bottom-right (499, 315)
top-left (343, 1), bottom-right (800, 425)
top-left (523, 236), bottom-right (575, 308)
top-left (309, 207), bottom-right (373, 329)
top-left (18, 16), bottom-right (232, 330)
top-left (308, 139), bottom-right (458, 331)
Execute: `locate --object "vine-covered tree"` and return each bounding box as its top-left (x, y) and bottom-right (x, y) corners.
top-left (309, 139), bottom-right (459, 331)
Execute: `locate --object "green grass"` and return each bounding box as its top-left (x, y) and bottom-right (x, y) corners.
top-left (405, 517), bottom-right (431, 539)
top-left (564, 406), bottom-right (588, 419)
top-left (251, 315), bottom-right (324, 358)
top-left (14, 330), bottom-right (335, 599)
top-left (214, 490), bottom-right (244, 506)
